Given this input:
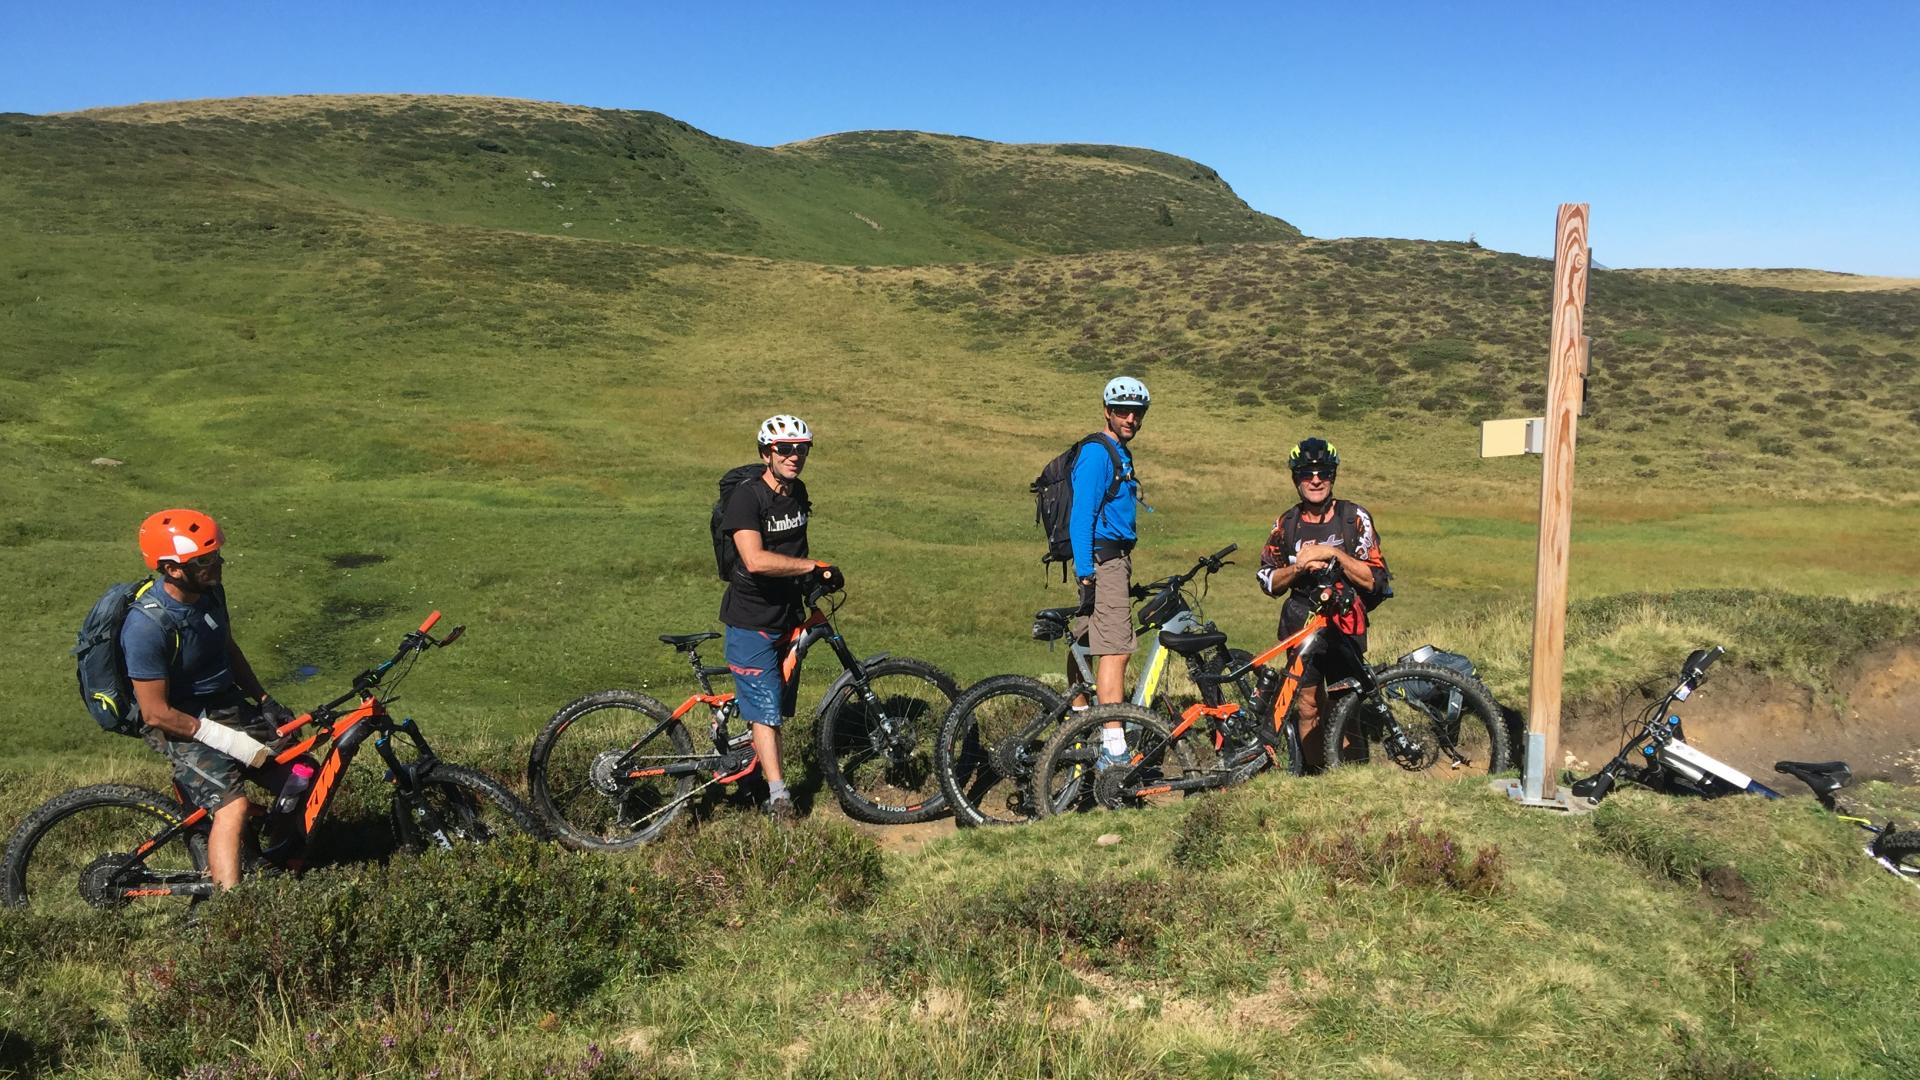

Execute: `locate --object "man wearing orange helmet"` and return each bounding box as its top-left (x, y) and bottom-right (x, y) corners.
top-left (125, 509), bottom-right (303, 889)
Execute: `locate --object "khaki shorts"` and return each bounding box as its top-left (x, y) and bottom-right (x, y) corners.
top-left (1071, 552), bottom-right (1136, 656)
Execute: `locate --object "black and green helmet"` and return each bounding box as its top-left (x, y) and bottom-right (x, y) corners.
top-left (1288, 437), bottom-right (1339, 477)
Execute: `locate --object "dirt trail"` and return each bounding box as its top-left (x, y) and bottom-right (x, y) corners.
top-left (1560, 643), bottom-right (1920, 787)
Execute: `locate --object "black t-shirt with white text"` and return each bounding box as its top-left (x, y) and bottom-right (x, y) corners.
top-left (719, 474), bottom-right (811, 631)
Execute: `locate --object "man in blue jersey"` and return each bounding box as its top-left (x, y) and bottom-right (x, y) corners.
top-left (1069, 376), bottom-right (1149, 770)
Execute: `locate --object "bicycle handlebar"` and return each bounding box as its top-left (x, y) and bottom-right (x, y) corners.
top-left (289, 613), bottom-right (465, 727)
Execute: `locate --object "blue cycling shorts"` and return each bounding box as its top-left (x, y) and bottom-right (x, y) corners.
top-left (725, 625), bottom-right (803, 726)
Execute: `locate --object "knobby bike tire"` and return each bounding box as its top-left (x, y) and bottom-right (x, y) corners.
top-left (934, 674), bottom-right (1067, 827)
top-left (393, 763), bottom-right (546, 854)
top-left (2, 784), bottom-right (204, 914)
top-left (1028, 702), bottom-right (1199, 818)
top-left (1872, 828), bottom-right (1920, 876)
top-left (527, 690), bottom-right (698, 851)
top-left (816, 656), bottom-right (961, 825)
top-left (1322, 662), bottom-right (1511, 777)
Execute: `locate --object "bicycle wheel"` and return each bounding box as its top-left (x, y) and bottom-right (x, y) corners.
top-left (935, 674), bottom-right (1067, 827)
top-left (393, 763), bottom-right (546, 854)
top-left (816, 657), bottom-right (960, 825)
top-left (527, 690), bottom-right (698, 851)
top-left (1871, 828), bottom-right (1920, 877)
top-left (1322, 662), bottom-right (1511, 777)
top-left (2, 784), bottom-right (207, 917)
top-left (1029, 703), bottom-right (1198, 818)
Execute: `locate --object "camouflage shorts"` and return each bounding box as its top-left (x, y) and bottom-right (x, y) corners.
top-left (145, 698), bottom-right (301, 813)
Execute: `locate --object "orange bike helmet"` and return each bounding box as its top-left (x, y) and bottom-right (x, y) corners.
top-left (138, 509), bottom-right (225, 570)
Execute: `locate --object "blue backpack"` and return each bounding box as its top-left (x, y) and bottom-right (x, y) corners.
top-left (74, 580), bottom-right (172, 737)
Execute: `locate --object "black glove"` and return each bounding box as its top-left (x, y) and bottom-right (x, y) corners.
top-left (259, 695), bottom-right (297, 730)
top-left (810, 564), bottom-right (846, 598)
top-left (1076, 577), bottom-right (1098, 617)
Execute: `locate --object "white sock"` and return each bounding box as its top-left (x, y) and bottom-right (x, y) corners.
top-left (1101, 726), bottom-right (1129, 756)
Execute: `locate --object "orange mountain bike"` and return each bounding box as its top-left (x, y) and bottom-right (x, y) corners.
top-left (2, 612), bottom-right (541, 915)
top-left (1029, 569), bottom-right (1510, 814)
top-left (526, 575), bottom-right (959, 849)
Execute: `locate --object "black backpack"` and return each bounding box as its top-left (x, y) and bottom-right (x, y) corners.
top-left (74, 579), bottom-right (172, 737)
top-left (710, 465), bottom-right (811, 581)
top-left (1279, 500), bottom-right (1394, 610)
top-left (1031, 433), bottom-right (1125, 577)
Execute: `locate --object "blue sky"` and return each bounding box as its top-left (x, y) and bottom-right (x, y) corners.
top-left (5, 2), bottom-right (1916, 274)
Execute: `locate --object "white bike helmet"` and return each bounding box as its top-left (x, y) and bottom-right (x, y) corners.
top-left (756, 414), bottom-right (813, 446)
top-left (1103, 376), bottom-right (1150, 408)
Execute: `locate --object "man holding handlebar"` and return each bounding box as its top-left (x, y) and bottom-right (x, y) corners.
top-left (719, 415), bottom-right (842, 820)
top-left (1256, 438), bottom-right (1390, 770)
top-left (124, 509), bottom-right (311, 889)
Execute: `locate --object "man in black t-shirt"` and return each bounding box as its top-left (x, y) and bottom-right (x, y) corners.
top-left (720, 414), bottom-right (839, 820)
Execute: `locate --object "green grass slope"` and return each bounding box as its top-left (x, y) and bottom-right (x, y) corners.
top-left (5, 95), bottom-right (1296, 264)
top-left (2, 89), bottom-right (1919, 1079)
top-left (3, 772), bottom-right (1916, 1077)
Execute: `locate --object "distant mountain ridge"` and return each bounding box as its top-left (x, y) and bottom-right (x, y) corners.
top-left (16, 94), bottom-right (1298, 264)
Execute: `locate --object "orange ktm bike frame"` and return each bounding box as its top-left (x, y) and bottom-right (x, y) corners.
top-left (97, 612), bottom-right (467, 903)
top-left (1128, 579), bottom-right (1374, 796)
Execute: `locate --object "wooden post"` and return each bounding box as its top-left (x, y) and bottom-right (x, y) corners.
top-left (1523, 204), bottom-right (1590, 801)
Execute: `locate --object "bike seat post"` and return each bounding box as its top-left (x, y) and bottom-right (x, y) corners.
top-left (689, 646), bottom-right (716, 696)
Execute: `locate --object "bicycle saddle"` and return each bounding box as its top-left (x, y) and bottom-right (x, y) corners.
top-left (1774, 760), bottom-right (1852, 797)
top-left (1033, 607), bottom-right (1078, 624)
top-left (659, 631), bottom-right (722, 650)
top-left (1158, 628), bottom-right (1228, 655)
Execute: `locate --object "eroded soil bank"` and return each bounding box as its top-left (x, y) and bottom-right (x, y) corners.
top-left (1561, 642), bottom-right (1920, 787)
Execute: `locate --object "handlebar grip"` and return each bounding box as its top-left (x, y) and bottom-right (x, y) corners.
top-left (1212, 543), bottom-right (1239, 560)
top-left (1698, 645), bottom-right (1723, 671)
top-left (418, 611), bottom-right (442, 634)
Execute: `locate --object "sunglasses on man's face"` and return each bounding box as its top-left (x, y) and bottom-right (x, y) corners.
top-left (1292, 468), bottom-right (1335, 483)
top-left (769, 442), bottom-right (811, 458)
top-left (1108, 406), bottom-right (1147, 419)
top-left (181, 553), bottom-right (224, 571)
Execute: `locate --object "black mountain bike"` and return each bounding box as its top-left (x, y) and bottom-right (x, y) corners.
top-left (3, 613), bottom-right (542, 916)
top-left (933, 545), bottom-right (1256, 826)
top-left (527, 574), bottom-right (959, 848)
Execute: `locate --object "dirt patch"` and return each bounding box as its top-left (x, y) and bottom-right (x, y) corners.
top-left (1699, 865), bottom-right (1763, 918)
top-left (1561, 642), bottom-right (1920, 789)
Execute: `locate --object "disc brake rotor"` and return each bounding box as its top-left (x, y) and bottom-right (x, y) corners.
top-left (1381, 719), bottom-right (1440, 771)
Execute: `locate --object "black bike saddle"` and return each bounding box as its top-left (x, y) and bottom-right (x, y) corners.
top-left (1158, 628), bottom-right (1228, 655)
top-left (1774, 760), bottom-right (1852, 796)
top-left (659, 631), bottom-right (722, 650)
top-left (1033, 607), bottom-right (1078, 623)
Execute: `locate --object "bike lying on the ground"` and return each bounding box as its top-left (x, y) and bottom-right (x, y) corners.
top-left (1030, 567), bottom-right (1510, 815)
top-left (2, 613), bottom-right (542, 915)
top-left (1570, 645), bottom-right (1919, 884)
top-left (933, 544), bottom-right (1256, 827)
top-left (526, 571), bottom-right (959, 847)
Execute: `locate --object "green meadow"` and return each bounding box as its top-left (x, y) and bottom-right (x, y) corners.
top-left (1, 97), bottom-right (1917, 1077)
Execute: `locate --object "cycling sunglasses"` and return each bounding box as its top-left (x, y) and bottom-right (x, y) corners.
top-left (769, 441), bottom-right (811, 458)
top-left (179, 552), bottom-right (224, 570)
top-left (1292, 468), bottom-right (1336, 482)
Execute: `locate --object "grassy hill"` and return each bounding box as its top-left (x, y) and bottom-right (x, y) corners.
top-left (7, 95), bottom-right (1297, 264)
top-left (1, 93), bottom-right (1917, 1079)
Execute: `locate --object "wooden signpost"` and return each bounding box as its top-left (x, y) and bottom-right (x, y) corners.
top-left (1485, 204), bottom-right (1591, 808)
